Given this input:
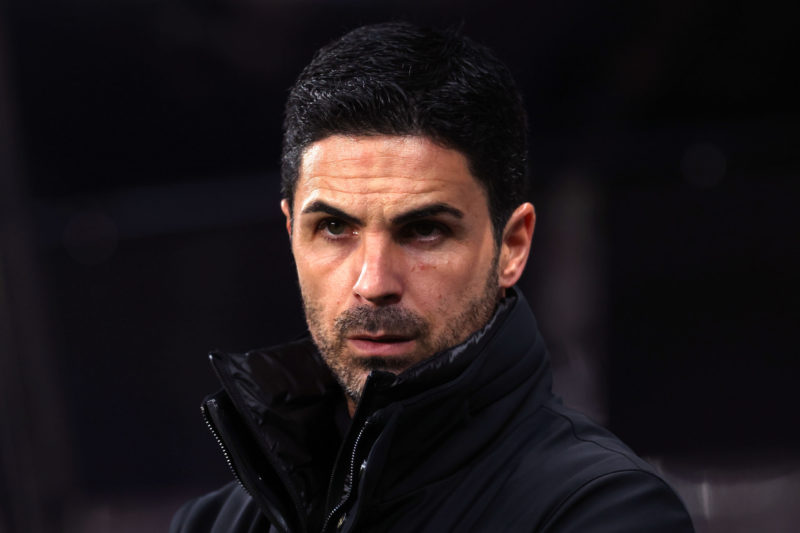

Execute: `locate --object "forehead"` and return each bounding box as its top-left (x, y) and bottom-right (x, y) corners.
top-left (294, 135), bottom-right (486, 212)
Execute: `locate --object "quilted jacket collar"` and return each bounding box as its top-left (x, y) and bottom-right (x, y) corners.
top-left (205, 287), bottom-right (552, 532)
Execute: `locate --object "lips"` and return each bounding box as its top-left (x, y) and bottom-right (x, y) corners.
top-left (346, 333), bottom-right (417, 357)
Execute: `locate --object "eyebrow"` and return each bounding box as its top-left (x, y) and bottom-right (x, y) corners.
top-left (301, 201), bottom-right (363, 226)
top-left (300, 200), bottom-right (464, 227)
top-left (390, 203), bottom-right (464, 226)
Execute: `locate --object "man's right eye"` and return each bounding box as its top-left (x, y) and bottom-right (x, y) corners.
top-left (318, 219), bottom-right (350, 238)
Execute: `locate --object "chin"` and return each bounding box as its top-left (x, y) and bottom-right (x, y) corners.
top-left (355, 353), bottom-right (420, 374)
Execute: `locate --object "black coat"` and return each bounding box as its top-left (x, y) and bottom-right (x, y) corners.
top-left (170, 289), bottom-right (694, 533)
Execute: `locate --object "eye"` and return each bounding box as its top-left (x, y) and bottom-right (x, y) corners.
top-left (324, 219), bottom-right (346, 235)
top-left (401, 220), bottom-right (449, 242)
top-left (316, 218), bottom-right (354, 240)
top-left (411, 221), bottom-right (438, 237)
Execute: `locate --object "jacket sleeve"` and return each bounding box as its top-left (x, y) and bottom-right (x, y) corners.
top-left (541, 469), bottom-right (695, 533)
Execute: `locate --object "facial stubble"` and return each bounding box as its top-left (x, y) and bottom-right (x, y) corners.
top-left (301, 253), bottom-right (501, 405)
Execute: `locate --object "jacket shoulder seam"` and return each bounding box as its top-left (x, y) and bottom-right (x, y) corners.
top-left (540, 404), bottom-right (641, 469)
top-left (541, 468), bottom-right (677, 530)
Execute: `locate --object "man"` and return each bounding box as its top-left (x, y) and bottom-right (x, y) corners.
top-left (171, 22), bottom-right (694, 533)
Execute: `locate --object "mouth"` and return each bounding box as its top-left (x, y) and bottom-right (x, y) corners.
top-left (346, 333), bottom-right (417, 357)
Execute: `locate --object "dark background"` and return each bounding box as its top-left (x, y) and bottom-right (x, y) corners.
top-left (1, 1), bottom-right (797, 532)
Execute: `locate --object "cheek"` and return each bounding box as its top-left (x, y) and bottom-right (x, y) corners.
top-left (295, 256), bottom-right (351, 313)
top-left (423, 250), bottom-right (493, 300)
top-left (411, 261), bottom-right (466, 303)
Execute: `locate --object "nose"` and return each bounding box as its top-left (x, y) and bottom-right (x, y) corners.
top-left (352, 232), bottom-right (403, 306)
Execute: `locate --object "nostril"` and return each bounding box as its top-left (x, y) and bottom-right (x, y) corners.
top-left (363, 293), bottom-right (401, 306)
top-left (379, 293), bottom-right (401, 305)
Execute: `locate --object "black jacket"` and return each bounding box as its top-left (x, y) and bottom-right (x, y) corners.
top-left (171, 289), bottom-right (694, 533)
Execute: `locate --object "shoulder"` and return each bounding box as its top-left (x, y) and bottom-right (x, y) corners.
top-left (540, 468), bottom-right (694, 532)
top-left (533, 401), bottom-right (656, 476)
top-left (502, 400), bottom-right (695, 531)
top-left (170, 482), bottom-right (270, 533)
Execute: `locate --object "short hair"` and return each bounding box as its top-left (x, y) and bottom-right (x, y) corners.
top-left (281, 22), bottom-right (528, 241)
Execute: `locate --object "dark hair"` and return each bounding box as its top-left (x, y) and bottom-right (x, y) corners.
top-left (281, 22), bottom-right (528, 241)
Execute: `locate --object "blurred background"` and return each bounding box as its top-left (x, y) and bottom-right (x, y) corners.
top-left (1, 1), bottom-right (797, 532)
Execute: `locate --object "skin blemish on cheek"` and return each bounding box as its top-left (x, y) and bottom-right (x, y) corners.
top-left (410, 262), bottom-right (437, 273)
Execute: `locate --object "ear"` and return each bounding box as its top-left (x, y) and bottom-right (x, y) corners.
top-left (280, 199), bottom-right (292, 237)
top-left (497, 202), bottom-right (536, 289)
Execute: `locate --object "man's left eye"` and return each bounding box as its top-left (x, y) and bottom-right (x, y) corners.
top-left (403, 221), bottom-right (447, 241)
top-left (413, 222), bottom-right (437, 236)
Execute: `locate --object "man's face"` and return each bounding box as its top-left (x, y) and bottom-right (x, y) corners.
top-left (282, 135), bottom-right (532, 410)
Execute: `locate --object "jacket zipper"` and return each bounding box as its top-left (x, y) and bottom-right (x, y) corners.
top-left (321, 417), bottom-right (373, 532)
top-left (201, 400), bottom-right (252, 497)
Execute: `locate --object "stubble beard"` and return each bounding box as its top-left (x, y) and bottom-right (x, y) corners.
top-left (301, 255), bottom-right (501, 406)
